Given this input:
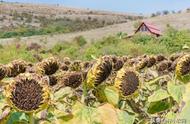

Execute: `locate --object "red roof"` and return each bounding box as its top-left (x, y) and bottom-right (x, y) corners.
top-left (135, 22), bottom-right (161, 36)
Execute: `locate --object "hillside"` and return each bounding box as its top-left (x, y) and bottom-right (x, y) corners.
top-left (0, 2), bottom-right (190, 47)
top-left (0, 11), bottom-right (190, 47)
top-left (0, 2), bottom-right (143, 38)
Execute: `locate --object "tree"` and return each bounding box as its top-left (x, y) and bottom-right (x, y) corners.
top-left (151, 13), bottom-right (156, 17)
top-left (163, 10), bottom-right (169, 15)
top-left (156, 11), bottom-right (161, 16)
top-left (171, 11), bottom-right (176, 14)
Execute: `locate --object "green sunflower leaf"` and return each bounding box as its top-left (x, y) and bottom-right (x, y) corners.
top-left (104, 86), bottom-right (119, 106)
top-left (167, 81), bottom-right (185, 103)
top-left (177, 102), bottom-right (190, 123)
top-left (54, 87), bottom-right (73, 101)
top-left (7, 112), bottom-right (29, 124)
top-left (147, 100), bottom-right (172, 114)
top-left (57, 102), bottom-right (101, 124)
top-left (148, 89), bottom-right (170, 103)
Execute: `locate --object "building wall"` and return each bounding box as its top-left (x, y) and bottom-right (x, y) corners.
top-left (139, 24), bottom-right (148, 32)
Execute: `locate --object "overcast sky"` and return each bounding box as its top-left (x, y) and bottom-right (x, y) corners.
top-left (4, 0), bottom-right (190, 14)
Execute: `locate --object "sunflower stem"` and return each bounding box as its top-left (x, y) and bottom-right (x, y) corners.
top-left (29, 113), bottom-right (35, 124)
top-left (120, 100), bottom-right (126, 110)
top-left (126, 99), bottom-right (149, 118)
top-left (81, 81), bottom-right (88, 104)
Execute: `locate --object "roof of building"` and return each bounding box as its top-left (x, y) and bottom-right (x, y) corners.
top-left (136, 21), bottom-right (162, 35)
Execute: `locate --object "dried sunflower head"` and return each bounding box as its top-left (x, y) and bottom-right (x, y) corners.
top-left (146, 56), bottom-right (156, 67)
top-left (169, 53), bottom-right (184, 61)
top-left (127, 58), bottom-right (136, 66)
top-left (141, 54), bottom-right (148, 58)
top-left (81, 61), bottom-right (93, 71)
top-left (0, 64), bottom-right (7, 80)
top-left (168, 60), bottom-right (177, 71)
top-left (156, 60), bottom-right (170, 72)
top-left (175, 54), bottom-right (190, 83)
top-left (121, 56), bottom-right (128, 63)
top-left (6, 60), bottom-right (28, 77)
top-left (25, 65), bottom-right (35, 73)
top-left (52, 71), bottom-right (86, 91)
top-left (114, 67), bottom-right (140, 98)
top-left (112, 57), bottom-right (124, 71)
top-left (60, 72), bottom-right (83, 88)
top-left (48, 75), bottom-right (58, 86)
top-left (4, 73), bottom-right (50, 113)
top-left (135, 59), bottom-right (148, 70)
top-left (70, 60), bottom-right (82, 71)
top-left (86, 57), bottom-right (112, 88)
top-left (156, 55), bottom-right (166, 62)
top-left (63, 57), bottom-right (71, 65)
top-left (60, 63), bottom-right (69, 71)
top-left (35, 57), bottom-right (60, 75)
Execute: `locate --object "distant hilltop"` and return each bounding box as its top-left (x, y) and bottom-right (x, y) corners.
top-left (0, 2), bottom-right (143, 30)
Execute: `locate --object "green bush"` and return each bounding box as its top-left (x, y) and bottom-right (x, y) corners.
top-left (0, 16), bottom-right (129, 39)
top-left (0, 44), bottom-right (36, 63)
top-left (131, 33), bottom-right (156, 45)
top-left (0, 27), bottom-right (189, 62)
top-left (74, 36), bottom-right (87, 46)
top-left (159, 27), bottom-right (190, 53)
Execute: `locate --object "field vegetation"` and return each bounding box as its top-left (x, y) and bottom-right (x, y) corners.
top-left (0, 3), bottom-right (143, 39)
top-left (0, 27), bottom-right (190, 124)
top-left (0, 17), bottom-right (113, 38)
top-left (0, 27), bottom-right (189, 64)
top-left (1, 2), bottom-right (190, 124)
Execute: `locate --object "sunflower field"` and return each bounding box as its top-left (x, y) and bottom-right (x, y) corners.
top-left (0, 53), bottom-right (190, 124)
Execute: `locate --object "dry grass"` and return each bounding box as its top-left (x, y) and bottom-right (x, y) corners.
top-left (0, 2), bottom-right (142, 29)
top-left (0, 2), bottom-right (190, 47)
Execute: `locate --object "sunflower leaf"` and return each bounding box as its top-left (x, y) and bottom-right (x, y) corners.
top-left (167, 81), bottom-right (185, 103)
top-left (147, 75), bottom-right (167, 85)
top-left (148, 89), bottom-right (170, 103)
top-left (104, 86), bottom-right (119, 106)
top-left (147, 100), bottom-right (172, 114)
top-left (177, 102), bottom-right (190, 123)
top-left (95, 85), bottom-right (119, 106)
top-left (7, 112), bottom-right (29, 124)
top-left (57, 102), bottom-right (101, 124)
top-left (98, 103), bottom-right (135, 124)
top-left (182, 83), bottom-right (190, 102)
top-left (116, 109), bottom-right (135, 124)
top-left (54, 87), bottom-right (73, 101)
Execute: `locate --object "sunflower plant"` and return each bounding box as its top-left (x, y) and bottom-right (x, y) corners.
top-left (0, 54), bottom-right (190, 124)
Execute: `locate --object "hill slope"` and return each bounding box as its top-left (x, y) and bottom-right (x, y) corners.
top-left (0, 2), bottom-right (142, 31)
top-left (0, 3), bottom-right (190, 47)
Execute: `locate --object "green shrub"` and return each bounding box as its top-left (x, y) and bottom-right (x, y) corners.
top-left (74, 36), bottom-right (87, 46)
top-left (0, 44), bottom-right (36, 63)
top-left (0, 28), bottom-right (189, 62)
top-left (131, 34), bottom-right (156, 45)
top-left (159, 27), bottom-right (190, 53)
top-left (51, 43), bottom-right (64, 53)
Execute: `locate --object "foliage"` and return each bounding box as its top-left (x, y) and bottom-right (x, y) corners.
top-left (0, 46), bottom-right (190, 123)
top-left (131, 33), bottom-right (156, 45)
top-left (0, 16), bottom-right (121, 38)
top-left (0, 52), bottom-right (189, 123)
top-left (74, 36), bottom-right (87, 47)
top-left (0, 44), bottom-right (35, 64)
top-left (133, 21), bottom-right (141, 29)
top-left (0, 28), bottom-right (190, 63)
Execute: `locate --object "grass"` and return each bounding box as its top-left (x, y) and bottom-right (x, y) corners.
top-left (0, 17), bottom-right (112, 39)
top-left (0, 45), bottom-right (35, 64)
top-left (0, 27), bottom-right (189, 64)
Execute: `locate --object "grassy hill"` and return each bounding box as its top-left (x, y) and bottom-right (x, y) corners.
top-left (0, 2), bottom-right (143, 38)
top-left (1, 10), bottom-right (190, 47)
top-left (0, 2), bottom-right (190, 49)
